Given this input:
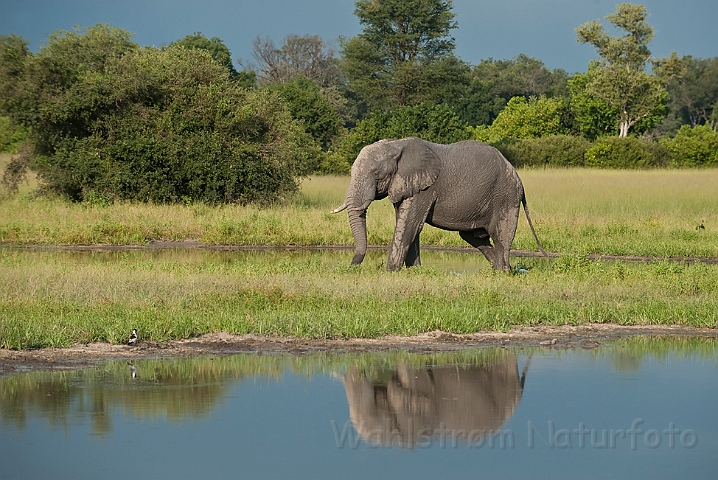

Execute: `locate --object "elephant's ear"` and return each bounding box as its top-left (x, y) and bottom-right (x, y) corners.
top-left (388, 139), bottom-right (440, 203)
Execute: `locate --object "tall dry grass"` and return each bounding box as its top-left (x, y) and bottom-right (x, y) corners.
top-left (1, 164), bottom-right (717, 258)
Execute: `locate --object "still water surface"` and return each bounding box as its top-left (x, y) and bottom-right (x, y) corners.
top-left (1, 340), bottom-right (716, 479)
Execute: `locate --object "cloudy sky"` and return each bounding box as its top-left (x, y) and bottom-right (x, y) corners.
top-left (2, 0), bottom-right (717, 73)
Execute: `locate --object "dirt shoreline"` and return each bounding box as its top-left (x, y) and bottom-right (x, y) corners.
top-left (1, 324), bottom-right (715, 376)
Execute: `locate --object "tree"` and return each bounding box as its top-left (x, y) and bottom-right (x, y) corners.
top-left (667, 56), bottom-right (718, 130)
top-left (250, 34), bottom-right (341, 87)
top-left (340, 0), bottom-right (467, 110)
top-left (457, 55), bottom-right (569, 126)
top-left (575, 3), bottom-right (683, 137)
top-left (470, 96), bottom-right (569, 143)
top-left (2, 25), bottom-right (317, 203)
top-left (661, 125), bottom-right (718, 167)
top-left (172, 32), bottom-right (237, 75)
top-left (249, 35), bottom-right (351, 149)
top-left (568, 66), bottom-right (620, 139)
top-left (4, 25), bottom-right (137, 152)
top-left (268, 76), bottom-right (343, 150)
top-left (0, 35), bottom-right (31, 155)
top-left (0, 34), bottom-right (30, 116)
top-left (336, 102), bottom-right (470, 164)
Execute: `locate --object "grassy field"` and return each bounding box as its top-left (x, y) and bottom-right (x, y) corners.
top-left (1, 154), bottom-right (717, 349)
top-left (2, 153), bottom-right (717, 258)
top-left (1, 237), bottom-right (717, 349)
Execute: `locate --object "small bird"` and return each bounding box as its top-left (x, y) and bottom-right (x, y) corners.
top-left (696, 220), bottom-right (705, 231)
top-left (128, 329), bottom-right (138, 346)
top-left (129, 364), bottom-right (137, 379)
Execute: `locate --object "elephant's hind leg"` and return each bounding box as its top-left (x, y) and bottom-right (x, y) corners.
top-left (459, 229), bottom-right (502, 268)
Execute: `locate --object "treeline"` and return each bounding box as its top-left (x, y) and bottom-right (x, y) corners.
top-left (1, 1), bottom-right (717, 204)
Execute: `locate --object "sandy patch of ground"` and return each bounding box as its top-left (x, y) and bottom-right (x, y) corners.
top-left (1, 324), bottom-right (715, 376)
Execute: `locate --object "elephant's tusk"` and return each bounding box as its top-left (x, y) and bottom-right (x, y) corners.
top-left (330, 202), bottom-right (347, 214)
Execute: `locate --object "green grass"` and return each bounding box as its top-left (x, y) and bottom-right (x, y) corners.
top-left (0, 249), bottom-right (716, 349)
top-left (1, 163), bottom-right (718, 349)
top-left (1, 165), bottom-right (717, 258)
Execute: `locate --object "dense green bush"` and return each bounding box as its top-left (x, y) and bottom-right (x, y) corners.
top-left (491, 135), bottom-right (680, 169)
top-left (494, 135), bottom-right (592, 167)
top-left (0, 116), bottom-right (27, 153)
top-left (268, 76), bottom-right (343, 150)
top-left (1, 26), bottom-right (317, 203)
top-left (584, 137), bottom-right (671, 168)
top-left (470, 96), bottom-right (569, 143)
top-left (332, 103), bottom-right (471, 168)
top-left (661, 125), bottom-right (718, 167)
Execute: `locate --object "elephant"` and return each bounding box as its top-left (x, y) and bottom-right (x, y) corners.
top-left (339, 353), bottom-right (530, 448)
top-left (331, 137), bottom-right (546, 271)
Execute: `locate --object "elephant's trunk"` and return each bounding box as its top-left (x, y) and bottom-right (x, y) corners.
top-left (348, 207), bottom-right (368, 264)
top-left (334, 156), bottom-right (376, 266)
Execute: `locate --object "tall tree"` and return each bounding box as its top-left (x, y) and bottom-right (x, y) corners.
top-left (454, 54), bottom-right (569, 126)
top-left (173, 32), bottom-right (237, 75)
top-left (267, 76), bottom-right (343, 150)
top-left (250, 34), bottom-right (341, 87)
top-left (667, 56), bottom-right (718, 130)
top-left (0, 34), bottom-right (30, 117)
top-left (575, 3), bottom-right (683, 137)
top-left (340, 0), bottom-right (467, 110)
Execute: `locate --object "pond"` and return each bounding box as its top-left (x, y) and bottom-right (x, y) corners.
top-left (0, 338), bottom-right (715, 479)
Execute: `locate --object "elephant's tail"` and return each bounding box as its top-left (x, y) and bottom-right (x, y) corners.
top-left (521, 194), bottom-right (548, 256)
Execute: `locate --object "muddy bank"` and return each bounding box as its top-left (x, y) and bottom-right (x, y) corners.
top-left (1, 324), bottom-right (715, 376)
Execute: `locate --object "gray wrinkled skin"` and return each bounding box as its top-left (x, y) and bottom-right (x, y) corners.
top-left (340, 354), bottom-right (528, 448)
top-left (333, 137), bottom-right (545, 271)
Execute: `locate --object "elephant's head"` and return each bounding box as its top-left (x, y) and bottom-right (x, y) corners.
top-left (331, 138), bottom-right (440, 265)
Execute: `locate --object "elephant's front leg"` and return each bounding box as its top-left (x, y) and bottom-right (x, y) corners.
top-left (393, 204), bottom-right (421, 268)
top-left (387, 193), bottom-right (436, 271)
top-left (405, 235), bottom-right (421, 267)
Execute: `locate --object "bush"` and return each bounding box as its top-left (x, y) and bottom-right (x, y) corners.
top-left (0, 116), bottom-right (27, 153)
top-left (268, 76), bottom-right (343, 150)
top-left (584, 137), bottom-right (671, 168)
top-left (334, 103), bottom-right (471, 166)
top-left (48, 48), bottom-right (317, 203)
top-left (493, 135), bottom-right (592, 167)
top-left (3, 26), bottom-right (317, 204)
top-left (661, 125), bottom-right (718, 167)
top-left (470, 96), bottom-right (569, 143)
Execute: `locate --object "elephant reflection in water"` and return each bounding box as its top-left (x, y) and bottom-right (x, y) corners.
top-left (340, 353), bottom-right (529, 448)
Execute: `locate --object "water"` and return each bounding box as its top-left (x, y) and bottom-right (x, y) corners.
top-left (1, 339), bottom-right (716, 479)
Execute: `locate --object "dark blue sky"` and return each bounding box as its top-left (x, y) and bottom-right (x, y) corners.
top-left (2, 0), bottom-right (717, 73)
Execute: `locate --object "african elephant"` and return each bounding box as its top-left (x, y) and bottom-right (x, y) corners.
top-left (331, 138), bottom-right (546, 271)
top-left (339, 353), bottom-right (530, 448)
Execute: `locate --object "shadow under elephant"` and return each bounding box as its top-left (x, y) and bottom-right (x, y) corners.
top-left (339, 353), bottom-right (529, 448)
